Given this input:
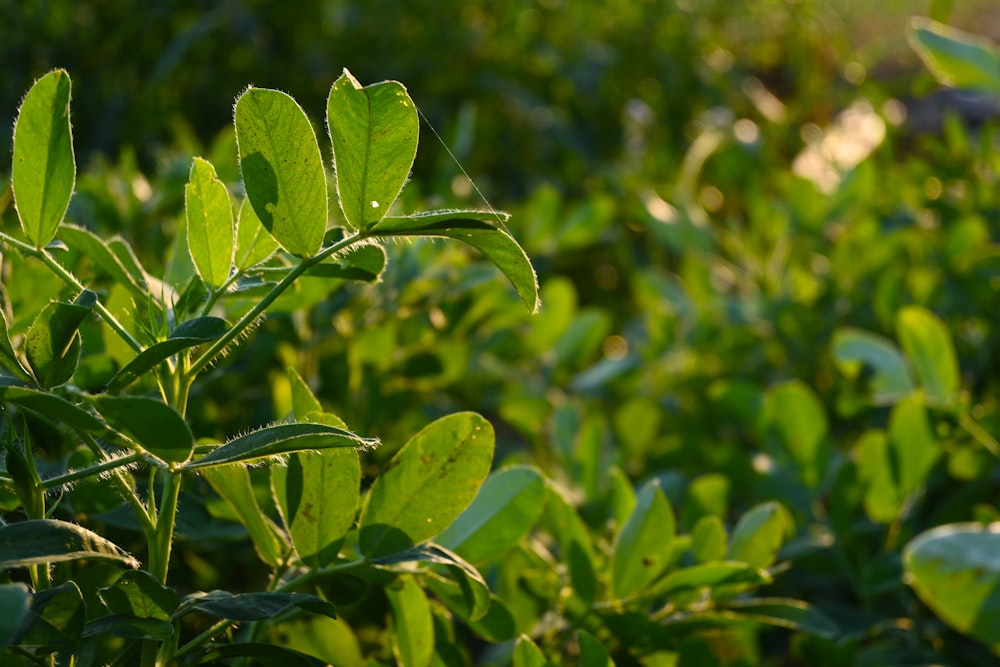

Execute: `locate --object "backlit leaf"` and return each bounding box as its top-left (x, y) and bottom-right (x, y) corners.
top-left (93, 395), bottom-right (194, 463)
top-left (610, 479), bottom-right (675, 600)
top-left (12, 69), bottom-right (75, 248)
top-left (184, 422), bottom-right (375, 470)
top-left (185, 156), bottom-right (234, 288)
top-left (385, 576), bottom-right (434, 667)
top-left (897, 306), bottom-right (959, 406)
top-left (201, 464), bottom-right (289, 567)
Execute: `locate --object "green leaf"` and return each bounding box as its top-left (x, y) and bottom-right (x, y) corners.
top-left (185, 156), bottom-right (234, 288)
top-left (655, 561), bottom-right (771, 598)
top-left (201, 464), bottom-right (289, 567)
top-left (378, 544), bottom-right (491, 622)
top-left (81, 614), bottom-right (173, 641)
top-left (273, 447), bottom-right (360, 567)
top-left (908, 17), bottom-right (1000, 92)
top-left (542, 483), bottom-right (598, 603)
top-left (12, 69), bottom-right (75, 248)
top-left (372, 210), bottom-right (539, 312)
top-left (193, 643), bottom-right (329, 667)
top-left (304, 243), bottom-right (386, 282)
top-left (0, 519), bottom-right (139, 570)
top-left (234, 196), bottom-right (280, 270)
top-left (831, 327), bottom-right (914, 404)
top-left (59, 225), bottom-right (149, 301)
top-left (857, 430), bottom-right (903, 523)
top-left (106, 316), bottom-right (229, 392)
top-left (767, 381), bottom-right (829, 489)
top-left (0, 310), bottom-right (33, 383)
top-left (98, 570), bottom-right (180, 621)
top-left (897, 305), bottom-right (959, 406)
top-left (436, 465), bottom-right (546, 564)
top-left (685, 598), bottom-right (839, 639)
top-left (726, 502), bottom-right (790, 570)
top-left (174, 590), bottom-right (336, 622)
top-left (465, 593), bottom-right (516, 642)
top-left (287, 367), bottom-right (322, 418)
top-left (17, 581), bottom-right (85, 650)
top-left (0, 377), bottom-right (104, 431)
top-left (578, 630), bottom-right (615, 667)
top-left (904, 523), bottom-right (1000, 649)
top-left (0, 583), bottom-right (31, 649)
top-left (889, 396), bottom-right (940, 497)
top-left (513, 635), bottom-right (549, 667)
top-left (610, 479), bottom-right (675, 600)
top-left (184, 422), bottom-right (376, 470)
top-left (327, 69), bottom-right (419, 229)
top-left (690, 515), bottom-right (728, 563)
top-left (235, 87), bottom-right (327, 257)
top-left (359, 412), bottom-right (494, 558)
top-left (25, 290), bottom-right (96, 388)
top-left (385, 576), bottom-right (434, 667)
top-left (93, 395), bottom-right (194, 464)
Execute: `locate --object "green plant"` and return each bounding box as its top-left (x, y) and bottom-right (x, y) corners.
top-left (0, 68), bottom-right (540, 666)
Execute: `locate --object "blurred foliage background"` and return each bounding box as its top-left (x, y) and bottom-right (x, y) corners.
top-left (5, 0), bottom-right (1000, 663)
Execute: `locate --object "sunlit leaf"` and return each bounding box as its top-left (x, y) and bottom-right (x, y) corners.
top-left (385, 576), bottom-right (434, 667)
top-left (909, 17), bottom-right (1000, 92)
top-left (185, 156), bottom-right (234, 288)
top-left (897, 305), bottom-right (959, 406)
top-left (610, 479), bottom-right (675, 600)
top-left (726, 502), bottom-right (790, 570)
top-left (234, 197), bottom-right (280, 270)
top-left (184, 422), bottom-right (375, 470)
top-left (831, 327), bottom-right (914, 404)
top-left (201, 464), bottom-right (289, 567)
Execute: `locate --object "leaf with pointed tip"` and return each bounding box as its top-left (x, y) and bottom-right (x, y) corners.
top-left (909, 17), bottom-right (1000, 92)
top-left (25, 290), bottom-right (96, 388)
top-left (578, 631), bottom-right (614, 667)
top-left (93, 395), bottom-right (194, 463)
top-left (106, 317), bottom-right (229, 392)
top-left (0, 309), bottom-right (33, 383)
top-left (727, 502), bottom-right (790, 570)
top-left (831, 327), bottom-right (914, 404)
top-left (234, 197), bottom-right (280, 270)
top-left (0, 583), bottom-right (31, 649)
top-left (12, 69), bottom-right (75, 248)
top-left (99, 570), bottom-right (180, 621)
top-left (610, 479), bottom-right (675, 600)
top-left (372, 210), bottom-right (538, 312)
top-left (359, 412), bottom-right (494, 558)
top-left (327, 69), bottom-right (418, 229)
top-left (514, 635), bottom-right (549, 667)
top-left (0, 519), bottom-right (139, 570)
top-left (183, 422), bottom-right (376, 470)
top-left (0, 377), bottom-right (102, 431)
top-left (17, 581), bottom-right (85, 650)
top-left (235, 87), bottom-right (327, 257)
top-left (186, 157), bottom-right (235, 288)
top-left (173, 590), bottom-right (335, 622)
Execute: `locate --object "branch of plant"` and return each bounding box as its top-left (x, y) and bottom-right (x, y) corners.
top-left (187, 233), bottom-right (364, 377)
top-left (0, 230), bottom-right (144, 354)
top-left (78, 430), bottom-right (156, 536)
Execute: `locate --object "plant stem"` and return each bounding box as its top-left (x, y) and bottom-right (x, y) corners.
top-left (958, 411), bottom-right (1000, 457)
top-left (77, 431), bottom-right (156, 536)
top-left (39, 452), bottom-right (145, 490)
top-left (0, 230), bottom-right (144, 353)
top-left (150, 471), bottom-right (182, 583)
top-left (187, 234), bottom-right (362, 377)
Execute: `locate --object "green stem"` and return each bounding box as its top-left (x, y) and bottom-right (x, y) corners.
top-left (39, 452), bottom-right (146, 490)
top-left (77, 431), bottom-right (156, 536)
top-left (150, 470), bottom-right (182, 583)
top-left (187, 234), bottom-right (362, 377)
top-left (958, 411), bottom-right (1000, 457)
top-left (0, 230), bottom-right (144, 353)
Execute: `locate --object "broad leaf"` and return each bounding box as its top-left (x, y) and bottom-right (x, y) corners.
top-left (59, 225), bottom-right (148, 301)
top-left (234, 196), bottom-right (280, 270)
top-left (385, 576), bottom-right (434, 667)
top-left (183, 422), bottom-right (376, 470)
top-left (99, 569), bottom-right (180, 621)
top-left (235, 87), bottom-right (327, 257)
top-left (17, 581), bottom-right (85, 650)
top-left (897, 305), bottom-right (959, 406)
top-left (726, 502), bottom-right (790, 570)
top-left (25, 290), bottom-right (96, 388)
top-left (201, 464), bottom-right (289, 567)
top-left (690, 515), bottom-right (728, 563)
top-left (610, 479), bottom-right (675, 600)
top-left (654, 561), bottom-right (771, 598)
top-left (287, 367), bottom-right (322, 417)
top-left (0, 377), bottom-right (103, 431)
top-left (0, 519), bottom-right (138, 570)
top-left (831, 327), bottom-right (914, 404)
top-left (542, 483), bottom-right (598, 603)
top-left (436, 465), bottom-right (546, 564)
top-left (193, 643), bottom-right (329, 667)
top-left (767, 381), bottom-right (829, 489)
top-left (185, 156), bottom-right (234, 288)
top-left (909, 17), bottom-right (1000, 92)
top-left (578, 631), bottom-right (615, 667)
top-left (889, 397), bottom-right (940, 498)
top-left (12, 69), bottom-right (75, 248)
top-left (106, 316), bottom-right (228, 392)
top-left (0, 583), bottom-right (31, 649)
top-left (174, 590), bottom-right (336, 622)
top-left (273, 447), bottom-right (360, 568)
top-left (513, 635), bottom-right (549, 667)
top-left (93, 395), bottom-right (194, 463)
top-left (0, 310), bottom-right (33, 383)
top-left (858, 430), bottom-right (903, 523)
top-left (376, 544), bottom-right (491, 622)
top-left (358, 412), bottom-right (494, 558)
top-left (372, 210), bottom-right (539, 312)
top-left (904, 522), bottom-right (1000, 648)
top-left (327, 69), bottom-right (418, 229)
top-left (81, 614), bottom-right (173, 641)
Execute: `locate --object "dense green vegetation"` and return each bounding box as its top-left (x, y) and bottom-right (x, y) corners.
top-left (3, 1), bottom-right (1000, 665)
